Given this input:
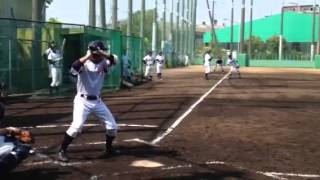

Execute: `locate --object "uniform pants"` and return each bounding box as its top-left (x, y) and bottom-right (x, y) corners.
top-left (156, 64), bottom-right (163, 74)
top-left (145, 65), bottom-right (153, 77)
top-left (230, 66), bottom-right (240, 73)
top-left (66, 94), bottom-right (118, 138)
top-left (204, 65), bottom-right (211, 74)
top-left (50, 66), bottom-right (62, 87)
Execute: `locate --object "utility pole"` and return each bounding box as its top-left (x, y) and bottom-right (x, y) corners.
top-left (205, 0), bottom-right (218, 46)
top-left (32, 0), bottom-right (41, 91)
top-left (127, 0), bottom-right (132, 56)
top-left (89, 0), bottom-right (96, 27)
top-left (317, 4), bottom-right (320, 55)
top-left (169, 0), bottom-right (174, 66)
top-left (279, 0), bottom-right (284, 60)
top-left (127, 0), bottom-right (132, 36)
top-left (100, 0), bottom-right (106, 28)
top-left (311, 0), bottom-right (316, 61)
top-left (185, 0), bottom-right (190, 57)
top-left (249, 0), bottom-right (253, 58)
top-left (175, 0), bottom-right (180, 63)
top-left (32, 0), bottom-right (41, 21)
top-left (161, 0), bottom-right (166, 51)
top-left (112, 0), bottom-right (117, 29)
top-left (239, 0), bottom-right (245, 53)
top-left (180, 0), bottom-right (185, 59)
top-left (152, 0), bottom-right (158, 55)
top-left (188, 0), bottom-right (193, 58)
top-left (230, 0), bottom-right (234, 54)
top-left (140, 0), bottom-right (145, 38)
top-left (191, 0), bottom-right (197, 60)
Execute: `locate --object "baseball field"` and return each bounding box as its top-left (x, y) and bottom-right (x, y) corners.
top-left (4, 66), bottom-right (320, 180)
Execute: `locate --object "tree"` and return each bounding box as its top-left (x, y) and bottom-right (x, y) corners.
top-left (47, 17), bottom-right (61, 23)
top-left (244, 36), bottom-right (265, 54)
top-left (119, 9), bottom-right (155, 50)
top-left (265, 36), bottom-right (288, 55)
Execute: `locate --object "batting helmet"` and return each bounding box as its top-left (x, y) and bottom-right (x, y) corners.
top-left (88, 41), bottom-right (108, 54)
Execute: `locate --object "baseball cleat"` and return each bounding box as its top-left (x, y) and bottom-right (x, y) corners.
top-left (57, 151), bottom-right (69, 162)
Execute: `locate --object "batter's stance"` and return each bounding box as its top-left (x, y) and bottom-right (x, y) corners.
top-left (44, 41), bottom-right (63, 95)
top-left (57, 41), bottom-right (118, 162)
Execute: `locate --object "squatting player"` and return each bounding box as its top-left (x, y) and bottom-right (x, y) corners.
top-left (57, 41), bottom-right (118, 162)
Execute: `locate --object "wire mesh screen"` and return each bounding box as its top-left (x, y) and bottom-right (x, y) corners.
top-left (0, 18), bottom-right (142, 94)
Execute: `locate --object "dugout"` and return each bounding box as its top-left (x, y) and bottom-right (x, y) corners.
top-left (61, 26), bottom-right (123, 90)
top-left (0, 18), bottom-right (142, 94)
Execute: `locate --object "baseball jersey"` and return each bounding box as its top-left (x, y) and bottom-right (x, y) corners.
top-left (71, 59), bottom-right (109, 96)
top-left (204, 53), bottom-right (212, 66)
top-left (227, 58), bottom-right (239, 67)
top-left (155, 55), bottom-right (165, 65)
top-left (143, 55), bottom-right (154, 66)
top-left (46, 48), bottom-right (63, 67)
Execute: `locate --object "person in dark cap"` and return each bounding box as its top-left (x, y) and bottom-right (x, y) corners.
top-left (57, 40), bottom-right (118, 162)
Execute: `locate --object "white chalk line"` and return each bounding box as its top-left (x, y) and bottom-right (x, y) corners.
top-left (151, 73), bottom-right (230, 145)
top-left (21, 123), bottom-right (158, 129)
top-left (111, 160), bottom-right (319, 179)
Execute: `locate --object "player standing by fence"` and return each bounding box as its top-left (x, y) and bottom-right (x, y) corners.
top-left (43, 41), bottom-right (63, 95)
top-left (143, 51), bottom-right (154, 81)
top-left (155, 51), bottom-right (165, 80)
top-left (203, 50), bottom-right (213, 80)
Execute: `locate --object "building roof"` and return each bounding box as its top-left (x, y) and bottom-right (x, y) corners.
top-left (203, 11), bottom-right (319, 43)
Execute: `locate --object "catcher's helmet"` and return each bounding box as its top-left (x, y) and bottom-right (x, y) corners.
top-left (88, 41), bottom-right (108, 53)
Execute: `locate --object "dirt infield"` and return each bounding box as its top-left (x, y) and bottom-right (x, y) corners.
top-left (4, 66), bottom-right (320, 180)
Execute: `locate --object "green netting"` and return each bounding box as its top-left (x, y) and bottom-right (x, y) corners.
top-left (121, 35), bottom-right (143, 77)
top-left (0, 18), bottom-right (143, 94)
top-left (204, 11), bottom-right (319, 43)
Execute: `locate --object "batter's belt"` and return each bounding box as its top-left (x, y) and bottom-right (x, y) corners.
top-left (80, 94), bottom-right (100, 100)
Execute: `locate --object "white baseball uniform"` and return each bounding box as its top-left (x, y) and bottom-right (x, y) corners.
top-left (143, 54), bottom-right (154, 78)
top-left (67, 57), bottom-right (117, 138)
top-left (227, 57), bottom-right (240, 73)
top-left (204, 53), bottom-right (212, 74)
top-left (46, 48), bottom-right (63, 87)
top-left (155, 54), bottom-right (165, 74)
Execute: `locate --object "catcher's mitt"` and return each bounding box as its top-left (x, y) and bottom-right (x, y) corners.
top-left (17, 130), bottom-right (34, 144)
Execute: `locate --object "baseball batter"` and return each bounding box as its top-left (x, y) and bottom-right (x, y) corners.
top-left (155, 51), bottom-right (165, 80)
top-left (44, 41), bottom-right (63, 95)
top-left (203, 50), bottom-right (213, 80)
top-left (227, 54), bottom-right (241, 79)
top-left (57, 41), bottom-right (118, 162)
top-left (143, 51), bottom-right (154, 81)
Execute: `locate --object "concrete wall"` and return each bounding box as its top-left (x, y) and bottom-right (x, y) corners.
top-left (0, 0), bottom-right (41, 20)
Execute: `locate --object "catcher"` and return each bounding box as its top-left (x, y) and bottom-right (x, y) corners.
top-left (0, 103), bottom-right (34, 175)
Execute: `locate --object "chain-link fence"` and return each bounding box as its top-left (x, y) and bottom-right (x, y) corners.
top-left (0, 18), bottom-right (146, 95)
